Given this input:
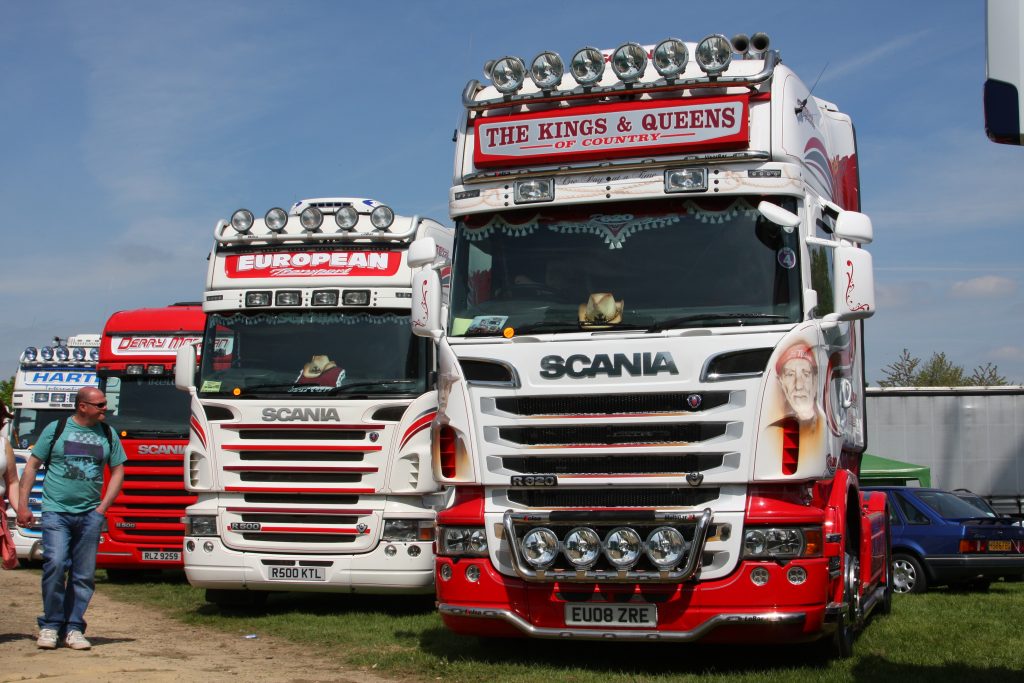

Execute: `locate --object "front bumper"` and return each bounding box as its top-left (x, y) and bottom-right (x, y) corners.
top-left (925, 554), bottom-right (1024, 583)
top-left (435, 556), bottom-right (831, 642)
top-left (97, 534), bottom-right (185, 569)
top-left (184, 536), bottom-right (436, 594)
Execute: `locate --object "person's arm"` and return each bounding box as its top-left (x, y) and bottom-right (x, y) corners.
top-left (17, 457), bottom-right (43, 527)
top-left (95, 464), bottom-right (124, 516)
top-left (3, 439), bottom-right (19, 515)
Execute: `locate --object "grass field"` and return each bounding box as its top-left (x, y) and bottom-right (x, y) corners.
top-left (97, 573), bottom-right (1024, 682)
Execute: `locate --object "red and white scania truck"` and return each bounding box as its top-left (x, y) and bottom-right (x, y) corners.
top-left (95, 303), bottom-right (205, 574)
top-left (7, 334), bottom-right (100, 560)
top-left (409, 34), bottom-right (890, 656)
top-left (176, 198), bottom-right (452, 605)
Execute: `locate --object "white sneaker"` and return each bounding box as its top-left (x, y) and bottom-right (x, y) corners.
top-left (36, 628), bottom-right (58, 649)
top-left (64, 630), bottom-right (91, 650)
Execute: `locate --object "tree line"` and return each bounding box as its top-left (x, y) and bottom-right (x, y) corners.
top-left (877, 349), bottom-right (1011, 388)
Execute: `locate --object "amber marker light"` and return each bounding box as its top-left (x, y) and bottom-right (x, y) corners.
top-left (232, 387), bottom-right (242, 396)
top-left (503, 327), bottom-right (515, 339)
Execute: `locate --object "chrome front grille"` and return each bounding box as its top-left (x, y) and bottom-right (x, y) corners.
top-left (508, 488), bottom-right (719, 508)
top-left (499, 423), bottom-right (727, 446)
top-left (494, 392), bottom-right (729, 416)
top-left (501, 452), bottom-right (724, 475)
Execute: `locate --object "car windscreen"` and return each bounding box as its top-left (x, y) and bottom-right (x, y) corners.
top-left (100, 375), bottom-right (190, 438)
top-left (914, 490), bottom-right (999, 520)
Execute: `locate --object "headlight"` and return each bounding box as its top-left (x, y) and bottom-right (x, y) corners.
top-left (665, 167), bottom-right (708, 193)
top-left (563, 527), bottom-right (601, 569)
top-left (570, 47), bottom-right (605, 86)
top-left (146, 364), bottom-right (164, 375)
top-left (514, 178), bottom-right (554, 204)
top-left (299, 206), bottom-right (323, 232)
top-left (126, 364), bottom-right (144, 375)
top-left (440, 526), bottom-right (488, 557)
top-left (55, 346), bottom-right (70, 361)
top-left (529, 51), bottom-right (564, 90)
top-left (275, 290), bottom-right (302, 306)
top-left (369, 205), bottom-right (394, 230)
top-left (335, 205), bottom-right (359, 231)
top-left (265, 207), bottom-right (289, 233)
top-left (489, 56), bottom-right (526, 94)
top-left (33, 393), bottom-right (49, 402)
top-left (521, 527), bottom-right (558, 569)
top-left (49, 392), bottom-right (66, 403)
top-left (342, 290), bottom-right (370, 306)
top-left (603, 527), bottom-right (642, 569)
top-left (72, 347), bottom-right (86, 361)
top-left (40, 346), bottom-right (54, 361)
top-left (742, 526), bottom-right (822, 559)
top-left (654, 38), bottom-right (688, 78)
top-left (383, 519), bottom-right (434, 542)
top-left (231, 209), bottom-right (254, 234)
top-left (645, 526), bottom-right (689, 568)
top-left (311, 289), bottom-right (339, 306)
top-left (22, 346), bottom-right (37, 361)
top-left (611, 42), bottom-right (647, 83)
top-left (185, 515), bottom-right (218, 536)
top-left (245, 291), bottom-right (272, 307)
top-left (89, 348), bottom-right (99, 361)
top-left (695, 34), bottom-right (732, 76)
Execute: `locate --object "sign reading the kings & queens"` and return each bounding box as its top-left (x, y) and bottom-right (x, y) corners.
top-left (474, 96), bottom-right (749, 168)
top-left (225, 251), bottom-right (401, 278)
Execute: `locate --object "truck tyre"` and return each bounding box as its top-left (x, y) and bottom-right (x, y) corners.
top-left (892, 553), bottom-right (927, 594)
top-left (205, 589), bottom-right (268, 609)
top-left (831, 545), bottom-right (860, 659)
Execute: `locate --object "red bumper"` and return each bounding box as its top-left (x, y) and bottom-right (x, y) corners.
top-left (436, 557), bottom-right (832, 642)
top-left (96, 535), bottom-right (184, 569)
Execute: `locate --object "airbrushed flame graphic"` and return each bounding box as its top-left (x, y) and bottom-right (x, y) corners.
top-left (412, 275), bottom-right (429, 329)
top-left (844, 259), bottom-right (872, 312)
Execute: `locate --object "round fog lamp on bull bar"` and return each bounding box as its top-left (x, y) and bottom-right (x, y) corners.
top-left (530, 51), bottom-right (564, 90)
top-left (570, 47), bottom-right (605, 86)
top-left (335, 205), bottom-right (359, 231)
top-left (695, 34), bottom-right (732, 76)
top-left (611, 42), bottom-right (648, 82)
top-left (265, 207), bottom-right (289, 232)
top-left (299, 206), bottom-right (323, 232)
top-left (231, 209), bottom-right (254, 233)
top-left (563, 527), bottom-right (601, 568)
top-left (645, 526), bottom-right (688, 568)
top-left (654, 38), bottom-right (689, 78)
top-left (521, 527), bottom-right (559, 569)
top-left (489, 56), bottom-right (526, 94)
top-left (603, 527), bottom-right (642, 569)
top-left (370, 205), bottom-right (394, 230)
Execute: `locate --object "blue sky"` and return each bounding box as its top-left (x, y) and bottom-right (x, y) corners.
top-left (2, 1), bottom-right (1022, 385)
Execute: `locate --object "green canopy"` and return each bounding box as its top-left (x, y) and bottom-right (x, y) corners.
top-left (859, 453), bottom-right (931, 487)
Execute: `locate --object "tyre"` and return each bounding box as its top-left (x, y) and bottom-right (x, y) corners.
top-left (205, 589), bottom-right (268, 609)
top-left (892, 553), bottom-right (927, 594)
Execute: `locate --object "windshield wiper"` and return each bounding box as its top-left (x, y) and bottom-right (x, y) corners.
top-left (646, 313), bottom-right (790, 333)
top-left (328, 380), bottom-right (420, 394)
top-left (119, 429), bottom-right (188, 438)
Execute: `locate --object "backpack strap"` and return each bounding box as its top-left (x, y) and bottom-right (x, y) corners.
top-left (44, 418), bottom-right (112, 459)
top-left (99, 422), bottom-right (112, 449)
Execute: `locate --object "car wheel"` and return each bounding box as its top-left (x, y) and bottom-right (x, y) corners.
top-left (892, 553), bottom-right (927, 594)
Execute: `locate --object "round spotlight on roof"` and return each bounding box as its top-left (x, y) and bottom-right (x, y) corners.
top-left (334, 205), bottom-right (359, 231)
top-left (72, 347), bottom-right (86, 361)
top-left (89, 348), bottom-right (99, 362)
top-left (611, 42), bottom-right (648, 83)
top-left (529, 51), bottom-right (564, 90)
top-left (40, 346), bottom-right (54, 361)
top-left (230, 209), bottom-right (254, 234)
top-left (570, 47), bottom-right (605, 86)
top-left (299, 206), bottom-right (324, 232)
top-left (654, 38), bottom-right (689, 78)
top-left (55, 346), bottom-right (70, 362)
top-left (22, 347), bottom-right (37, 362)
top-left (695, 34), bottom-right (732, 76)
top-left (369, 205), bottom-right (395, 231)
top-left (264, 207), bottom-right (289, 233)
top-left (490, 56), bottom-right (526, 94)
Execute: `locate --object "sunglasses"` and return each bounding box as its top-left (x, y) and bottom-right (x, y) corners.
top-left (82, 401), bottom-right (108, 408)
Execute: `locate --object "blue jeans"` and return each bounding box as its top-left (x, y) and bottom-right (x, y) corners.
top-left (38, 510), bottom-right (104, 635)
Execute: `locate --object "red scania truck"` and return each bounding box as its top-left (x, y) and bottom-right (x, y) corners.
top-left (408, 34), bottom-right (890, 656)
top-left (96, 303), bottom-right (204, 573)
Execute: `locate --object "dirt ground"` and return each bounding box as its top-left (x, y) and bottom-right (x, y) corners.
top-left (0, 566), bottom-right (397, 683)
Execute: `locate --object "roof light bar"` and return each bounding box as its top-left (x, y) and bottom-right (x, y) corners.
top-left (299, 206), bottom-right (324, 232)
top-left (334, 205), bottom-right (359, 231)
top-left (529, 51), bottom-right (564, 90)
top-left (695, 34), bottom-right (732, 76)
top-left (654, 38), bottom-right (688, 78)
top-left (265, 207), bottom-right (289, 233)
top-left (231, 209), bottom-right (254, 234)
top-left (610, 42), bottom-right (648, 83)
top-left (489, 56), bottom-right (526, 94)
top-left (370, 205), bottom-right (394, 231)
top-left (570, 47), bottom-right (605, 86)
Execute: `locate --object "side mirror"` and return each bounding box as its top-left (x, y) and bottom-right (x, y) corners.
top-left (830, 245), bottom-right (875, 321)
top-left (834, 211), bottom-right (873, 244)
top-left (757, 201), bottom-right (800, 229)
top-left (175, 346), bottom-right (197, 390)
top-left (408, 237), bottom-right (438, 269)
top-left (411, 268), bottom-right (443, 339)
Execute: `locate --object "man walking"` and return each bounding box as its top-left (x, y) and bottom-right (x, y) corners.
top-left (17, 387), bottom-right (126, 650)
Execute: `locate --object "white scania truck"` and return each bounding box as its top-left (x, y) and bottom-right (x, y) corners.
top-left (176, 198), bottom-right (451, 605)
top-left (7, 335), bottom-right (100, 560)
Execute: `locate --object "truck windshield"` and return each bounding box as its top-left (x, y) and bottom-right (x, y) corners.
top-left (11, 409), bottom-right (75, 451)
top-left (449, 196), bottom-right (801, 336)
top-left (100, 376), bottom-right (190, 438)
top-left (197, 310), bottom-right (428, 397)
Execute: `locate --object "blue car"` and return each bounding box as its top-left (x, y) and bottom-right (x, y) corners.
top-left (864, 486), bottom-right (1024, 594)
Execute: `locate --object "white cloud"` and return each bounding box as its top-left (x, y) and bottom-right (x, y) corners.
top-left (875, 280), bottom-right (933, 309)
top-left (950, 275), bottom-right (1018, 299)
top-left (991, 346), bottom-right (1024, 362)
top-left (820, 30), bottom-right (932, 84)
